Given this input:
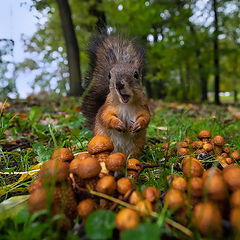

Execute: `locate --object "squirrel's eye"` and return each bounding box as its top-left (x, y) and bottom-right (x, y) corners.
top-left (134, 71), bottom-right (139, 79)
top-left (108, 72), bottom-right (111, 79)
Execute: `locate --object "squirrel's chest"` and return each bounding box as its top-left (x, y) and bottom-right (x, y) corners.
top-left (117, 104), bottom-right (137, 127)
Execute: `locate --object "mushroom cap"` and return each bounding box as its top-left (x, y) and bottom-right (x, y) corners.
top-left (69, 157), bottom-right (101, 179)
top-left (175, 141), bottom-right (188, 150)
top-left (223, 165), bottom-right (240, 191)
top-left (202, 167), bottom-right (222, 182)
top-left (115, 208), bottom-right (139, 231)
top-left (231, 151), bottom-right (240, 161)
top-left (163, 188), bottom-right (185, 210)
top-left (51, 148), bottom-right (74, 162)
top-left (75, 152), bottom-right (92, 160)
top-left (192, 141), bottom-right (203, 149)
top-left (28, 188), bottom-right (47, 214)
top-left (178, 148), bottom-right (189, 157)
top-left (182, 157), bottom-right (204, 178)
top-left (95, 175), bottom-right (116, 195)
top-left (117, 177), bottom-right (133, 195)
top-left (77, 199), bottom-right (95, 218)
top-left (125, 190), bottom-right (141, 205)
top-left (172, 176), bottom-right (188, 192)
top-left (212, 135), bottom-right (225, 147)
top-left (105, 152), bottom-right (127, 171)
top-left (39, 159), bottom-right (69, 183)
top-left (230, 189), bottom-right (240, 208)
top-left (223, 147), bottom-right (230, 154)
top-left (136, 200), bottom-right (153, 216)
top-left (88, 135), bottom-right (114, 155)
top-left (203, 174), bottom-right (228, 200)
top-left (198, 130), bottom-right (211, 139)
top-left (127, 158), bottom-right (141, 171)
top-left (203, 143), bottom-right (213, 152)
top-left (28, 179), bottom-right (42, 194)
top-left (226, 157), bottom-right (234, 165)
top-left (189, 177), bottom-right (203, 197)
top-left (193, 202), bottom-right (222, 237)
top-left (142, 186), bottom-right (160, 202)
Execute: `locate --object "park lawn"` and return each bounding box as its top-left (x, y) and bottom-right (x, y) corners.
top-left (0, 97), bottom-right (240, 240)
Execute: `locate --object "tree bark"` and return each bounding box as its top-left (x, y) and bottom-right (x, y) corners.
top-left (56, 0), bottom-right (83, 96)
top-left (213, 0), bottom-right (220, 104)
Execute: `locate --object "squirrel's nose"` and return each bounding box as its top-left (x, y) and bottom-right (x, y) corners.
top-left (116, 81), bottom-right (125, 90)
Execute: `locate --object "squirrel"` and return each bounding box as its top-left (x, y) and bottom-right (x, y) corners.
top-left (82, 34), bottom-right (150, 157)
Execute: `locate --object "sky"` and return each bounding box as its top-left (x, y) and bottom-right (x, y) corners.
top-left (0, 0), bottom-right (38, 98)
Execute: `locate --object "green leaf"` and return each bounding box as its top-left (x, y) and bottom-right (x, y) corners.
top-left (28, 106), bottom-right (41, 123)
top-left (85, 210), bottom-right (116, 240)
top-left (121, 223), bottom-right (161, 240)
top-left (0, 195), bottom-right (29, 221)
top-left (32, 142), bottom-right (53, 162)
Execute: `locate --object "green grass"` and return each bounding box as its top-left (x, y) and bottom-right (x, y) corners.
top-left (0, 98), bottom-right (240, 239)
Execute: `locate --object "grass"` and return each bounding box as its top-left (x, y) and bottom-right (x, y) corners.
top-left (0, 98), bottom-right (240, 239)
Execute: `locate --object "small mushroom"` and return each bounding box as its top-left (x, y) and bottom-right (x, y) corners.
top-left (212, 135), bottom-right (225, 147)
top-left (230, 207), bottom-right (240, 232)
top-left (127, 158), bottom-right (141, 177)
top-left (125, 190), bottom-right (142, 205)
top-left (182, 157), bottom-right (204, 178)
top-left (231, 151), bottom-right (240, 161)
top-left (115, 208), bottom-right (139, 231)
top-left (75, 152), bottom-right (92, 160)
top-left (192, 141), bottom-right (203, 149)
top-left (202, 167), bottom-right (222, 182)
top-left (172, 176), bottom-right (188, 192)
top-left (28, 188), bottom-right (47, 214)
top-left (28, 179), bottom-right (42, 194)
top-left (105, 152), bottom-right (127, 172)
top-left (95, 175), bottom-right (116, 195)
top-left (142, 186), bottom-right (160, 202)
top-left (203, 143), bottom-right (213, 152)
top-left (178, 148), bottom-right (189, 157)
top-left (136, 199), bottom-right (153, 216)
top-left (193, 202), bottom-right (222, 237)
top-left (51, 148), bottom-right (74, 163)
top-left (163, 188), bottom-right (185, 210)
top-left (198, 130), bottom-right (211, 140)
top-left (223, 147), bottom-right (230, 154)
top-left (223, 165), bottom-right (240, 191)
top-left (189, 177), bottom-right (203, 197)
top-left (77, 199), bottom-right (95, 220)
top-left (230, 189), bottom-right (240, 208)
top-left (117, 177), bottom-right (133, 195)
top-left (226, 157), bottom-right (234, 165)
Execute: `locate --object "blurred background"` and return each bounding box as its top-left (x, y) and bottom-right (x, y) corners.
top-left (0, 0), bottom-right (239, 104)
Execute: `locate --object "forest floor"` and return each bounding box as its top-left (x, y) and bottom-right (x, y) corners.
top-left (0, 97), bottom-right (240, 240)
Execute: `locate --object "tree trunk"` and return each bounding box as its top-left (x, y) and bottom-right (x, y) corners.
top-left (56, 0), bottom-right (83, 96)
top-left (213, 0), bottom-right (220, 105)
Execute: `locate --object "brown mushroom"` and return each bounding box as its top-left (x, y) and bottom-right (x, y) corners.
top-left (230, 207), bottom-right (240, 232)
top-left (127, 158), bottom-right (141, 176)
top-left (223, 147), bottom-right (230, 154)
top-left (230, 189), bottom-right (240, 208)
top-left (178, 148), bottom-right (189, 157)
top-left (105, 152), bottom-right (126, 172)
top-left (28, 188), bottom-right (47, 214)
top-left (51, 148), bottom-right (74, 163)
top-left (182, 157), bottom-right (204, 178)
top-left (223, 165), bottom-right (240, 191)
top-left (202, 167), bottom-right (222, 182)
top-left (193, 202), bottom-right (222, 237)
top-left (192, 141), bottom-right (203, 149)
top-left (212, 135), bottom-right (225, 147)
top-left (198, 130), bottom-right (211, 140)
top-left (77, 199), bottom-right (95, 219)
top-left (117, 177), bottom-right (133, 195)
top-left (226, 157), bottom-right (234, 165)
top-left (142, 186), bottom-right (160, 202)
top-left (115, 208), bottom-right (139, 231)
top-left (163, 188), bottom-right (185, 210)
top-left (189, 177), bottom-right (203, 197)
top-left (28, 179), bottom-right (42, 194)
top-left (231, 151), bottom-right (240, 161)
top-left (39, 159), bottom-right (69, 184)
top-left (69, 157), bottom-right (101, 179)
top-left (172, 176), bottom-right (188, 192)
top-left (203, 143), bottom-right (213, 152)
top-left (95, 175), bottom-right (116, 195)
top-left (75, 152), bottom-right (92, 160)
top-left (136, 200), bottom-right (153, 216)
top-left (125, 190), bottom-right (142, 205)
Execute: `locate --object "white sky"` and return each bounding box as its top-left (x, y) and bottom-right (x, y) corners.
top-left (0, 0), bottom-right (38, 98)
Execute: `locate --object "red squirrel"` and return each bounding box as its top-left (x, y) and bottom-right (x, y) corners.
top-left (82, 35), bottom-right (150, 156)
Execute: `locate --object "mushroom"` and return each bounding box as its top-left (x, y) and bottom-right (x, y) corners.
top-left (28, 179), bottom-right (42, 194)
top-left (178, 148), bottom-right (189, 157)
top-left (136, 200), bottom-right (153, 216)
top-left (198, 130), bottom-right (211, 141)
top-left (38, 159), bottom-right (69, 184)
top-left (69, 157), bottom-right (101, 179)
top-left (105, 152), bottom-right (127, 172)
top-left (171, 176), bottom-right (188, 192)
top-left (75, 152), bottom-right (92, 160)
top-left (95, 175), bottom-right (116, 195)
top-left (202, 167), bottom-right (222, 182)
top-left (117, 177), bottom-right (133, 195)
top-left (88, 135), bottom-right (114, 177)
top-left (230, 207), bottom-right (240, 232)
top-left (28, 187), bottom-right (47, 214)
top-left (223, 165), bottom-right (240, 191)
top-left (231, 151), bottom-right (240, 161)
top-left (77, 199), bottom-right (95, 220)
top-left (223, 147), bottom-right (230, 154)
top-left (226, 157), bottom-right (234, 165)
top-left (192, 141), bottom-right (203, 149)
top-left (163, 188), bottom-right (185, 210)
top-left (189, 177), bottom-right (203, 197)
top-left (193, 202), bottom-right (222, 237)
top-left (182, 157), bottom-right (204, 178)
top-left (142, 186), bottom-right (160, 202)
top-left (125, 190), bottom-right (142, 205)
top-left (127, 158), bottom-right (141, 176)
top-left (212, 135), bottom-right (225, 147)
top-left (115, 208), bottom-right (139, 231)
top-left (230, 189), bottom-right (240, 208)
top-left (203, 143), bottom-right (213, 152)
top-left (51, 148), bottom-right (74, 163)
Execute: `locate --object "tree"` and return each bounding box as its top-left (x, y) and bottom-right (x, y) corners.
top-left (56, 0), bottom-right (83, 96)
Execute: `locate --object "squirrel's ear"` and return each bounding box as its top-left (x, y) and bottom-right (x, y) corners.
top-left (107, 48), bottom-right (117, 65)
top-left (135, 48), bottom-right (145, 68)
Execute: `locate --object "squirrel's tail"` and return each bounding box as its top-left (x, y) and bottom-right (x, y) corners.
top-left (82, 34), bottom-right (111, 130)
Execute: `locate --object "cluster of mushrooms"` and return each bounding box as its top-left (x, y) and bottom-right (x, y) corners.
top-left (164, 130), bottom-right (240, 237)
top-left (28, 135), bottom-right (158, 233)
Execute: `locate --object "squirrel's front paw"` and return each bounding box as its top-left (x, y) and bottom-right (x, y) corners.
top-left (130, 121), bottom-right (142, 133)
top-left (115, 121), bottom-right (127, 132)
